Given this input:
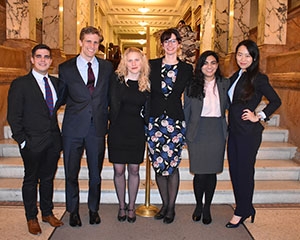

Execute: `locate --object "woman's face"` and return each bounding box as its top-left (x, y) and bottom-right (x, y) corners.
top-left (236, 45), bottom-right (253, 71)
top-left (126, 51), bottom-right (142, 76)
top-left (201, 55), bottom-right (218, 81)
top-left (162, 33), bottom-right (179, 56)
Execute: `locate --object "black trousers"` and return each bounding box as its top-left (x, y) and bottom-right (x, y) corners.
top-left (20, 144), bottom-right (60, 221)
top-left (227, 131), bottom-right (262, 217)
top-left (63, 122), bottom-right (105, 213)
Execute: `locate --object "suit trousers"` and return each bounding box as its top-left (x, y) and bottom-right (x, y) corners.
top-left (20, 144), bottom-right (60, 221)
top-left (227, 131), bottom-right (262, 217)
top-left (63, 121), bottom-right (105, 213)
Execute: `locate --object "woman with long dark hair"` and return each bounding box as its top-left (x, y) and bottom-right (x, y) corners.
top-left (226, 40), bottom-right (281, 228)
top-left (184, 51), bottom-right (230, 224)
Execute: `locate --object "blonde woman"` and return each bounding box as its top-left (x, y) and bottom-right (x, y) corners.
top-left (108, 47), bottom-right (150, 223)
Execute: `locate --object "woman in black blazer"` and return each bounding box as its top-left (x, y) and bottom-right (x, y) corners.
top-left (226, 40), bottom-right (281, 228)
top-left (147, 28), bottom-right (193, 224)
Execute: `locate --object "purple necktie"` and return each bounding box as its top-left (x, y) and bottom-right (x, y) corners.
top-left (43, 77), bottom-right (54, 116)
top-left (87, 62), bottom-right (95, 94)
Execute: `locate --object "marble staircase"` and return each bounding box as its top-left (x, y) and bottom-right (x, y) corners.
top-left (0, 112), bottom-right (300, 205)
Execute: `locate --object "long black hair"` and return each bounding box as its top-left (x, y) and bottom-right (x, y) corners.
top-left (235, 39), bottom-right (260, 101)
top-left (187, 50), bottom-right (222, 99)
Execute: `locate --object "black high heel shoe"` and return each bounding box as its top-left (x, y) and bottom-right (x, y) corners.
top-left (225, 214), bottom-right (255, 228)
top-left (192, 205), bottom-right (203, 222)
top-left (127, 209), bottom-right (136, 223)
top-left (117, 207), bottom-right (127, 222)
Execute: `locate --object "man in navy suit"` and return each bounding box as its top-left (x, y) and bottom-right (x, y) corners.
top-left (59, 26), bottom-right (114, 227)
top-left (7, 44), bottom-right (64, 235)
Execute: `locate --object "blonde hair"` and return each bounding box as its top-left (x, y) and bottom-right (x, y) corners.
top-left (115, 47), bottom-right (150, 92)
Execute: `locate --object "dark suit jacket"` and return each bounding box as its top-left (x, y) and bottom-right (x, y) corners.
top-left (228, 71), bottom-right (281, 135)
top-left (149, 58), bottom-right (193, 121)
top-left (59, 56), bottom-right (113, 137)
top-left (184, 76), bottom-right (230, 142)
top-left (7, 71), bottom-right (62, 152)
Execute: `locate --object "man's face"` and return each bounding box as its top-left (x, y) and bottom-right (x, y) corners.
top-left (31, 49), bottom-right (52, 75)
top-left (79, 33), bottom-right (100, 61)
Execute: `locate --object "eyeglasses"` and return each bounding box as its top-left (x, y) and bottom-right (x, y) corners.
top-left (163, 39), bottom-right (178, 45)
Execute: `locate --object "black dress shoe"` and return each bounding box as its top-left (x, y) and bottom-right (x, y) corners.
top-left (89, 211), bottom-right (101, 225)
top-left (154, 208), bottom-right (167, 220)
top-left (118, 207), bottom-right (127, 222)
top-left (192, 205), bottom-right (202, 222)
top-left (202, 206), bottom-right (212, 225)
top-left (69, 212), bottom-right (82, 227)
top-left (163, 214), bottom-right (175, 224)
top-left (127, 209), bottom-right (136, 223)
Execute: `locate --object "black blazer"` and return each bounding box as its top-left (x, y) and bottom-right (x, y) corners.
top-left (228, 71), bottom-right (281, 134)
top-left (149, 58), bottom-right (193, 121)
top-left (7, 71), bottom-right (62, 152)
top-left (108, 74), bottom-right (150, 126)
top-left (59, 56), bottom-right (114, 137)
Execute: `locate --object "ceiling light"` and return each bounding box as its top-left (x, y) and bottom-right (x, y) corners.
top-left (139, 21), bottom-right (148, 26)
top-left (138, 7), bottom-right (149, 14)
top-left (138, 39), bottom-right (147, 45)
top-left (138, 31), bottom-right (146, 35)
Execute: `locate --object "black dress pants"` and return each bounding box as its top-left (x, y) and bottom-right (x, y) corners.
top-left (227, 131), bottom-right (262, 217)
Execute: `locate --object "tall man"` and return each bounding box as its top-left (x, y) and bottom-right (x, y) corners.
top-left (59, 26), bottom-right (113, 227)
top-left (7, 44), bottom-right (64, 235)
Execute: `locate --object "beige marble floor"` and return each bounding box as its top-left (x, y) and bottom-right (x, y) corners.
top-left (1, 204), bottom-right (300, 240)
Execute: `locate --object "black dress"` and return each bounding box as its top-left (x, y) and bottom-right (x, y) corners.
top-left (108, 79), bottom-right (147, 164)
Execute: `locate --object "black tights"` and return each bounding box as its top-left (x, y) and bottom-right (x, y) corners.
top-left (113, 163), bottom-right (140, 215)
top-left (155, 168), bottom-right (179, 218)
top-left (193, 173), bottom-right (217, 211)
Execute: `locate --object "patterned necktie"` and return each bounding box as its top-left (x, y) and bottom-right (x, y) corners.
top-left (43, 77), bottom-right (54, 116)
top-left (87, 62), bottom-right (95, 94)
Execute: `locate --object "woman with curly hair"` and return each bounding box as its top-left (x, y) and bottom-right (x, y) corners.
top-left (108, 47), bottom-right (150, 223)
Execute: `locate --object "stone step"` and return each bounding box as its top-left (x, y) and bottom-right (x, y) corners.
top-left (2, 113), bottom-right (282, 140)
top-left (0, 139), bottom-right (297, 160)
top-left (0, 177), bottom-right (299, 204)
top-left (1, 157), bottom-right (300, 181)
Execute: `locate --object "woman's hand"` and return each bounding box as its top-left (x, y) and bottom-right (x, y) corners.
top-left (241, 109), bottom-right (260, 122)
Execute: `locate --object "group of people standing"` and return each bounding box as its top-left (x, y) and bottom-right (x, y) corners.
top-left (7, 25), bottom-right (281, 236)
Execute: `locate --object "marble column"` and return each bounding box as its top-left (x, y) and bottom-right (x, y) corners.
top-left (43, 0), bottom-right (66, 74)
top-left (257, 0), bottom-right (287, 45)
top-left (5, 0), bottom-right (41, 70)
top-left (63, 0), bottom-right (78, 55)
top-left (199, 0), bottom-right (216, 52)
top-left (228, 0), bottom-right (251, 52)
top-left (215, 0), bottom-right (229, 57)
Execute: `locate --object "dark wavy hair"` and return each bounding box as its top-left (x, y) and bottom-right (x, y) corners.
top-left (187, 50), bottom-right (222, 99)
top-left (235, 39), bottom-right (260, 101)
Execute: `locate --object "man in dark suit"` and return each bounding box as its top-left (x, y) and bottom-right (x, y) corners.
top-left (59, 26), bottom-right (113, 227)
top-left (7, 44), bottom-right (64, 235)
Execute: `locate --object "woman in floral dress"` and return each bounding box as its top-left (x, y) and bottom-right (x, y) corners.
top-left (147, 28), bottom-right (193, 224)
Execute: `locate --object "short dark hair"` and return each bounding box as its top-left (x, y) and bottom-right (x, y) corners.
top-left (31, 44), bottom-right (51, 57)
top-left (160, 28), bottom-right (182, 44)
top-left (79, 26), bottom-right (104, 42)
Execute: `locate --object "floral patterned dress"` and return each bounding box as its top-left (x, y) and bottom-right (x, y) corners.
top-left (147, 63), bottom-right (186, 176)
